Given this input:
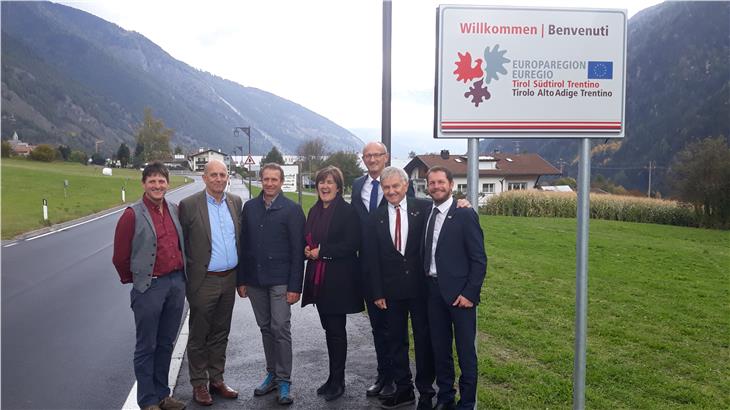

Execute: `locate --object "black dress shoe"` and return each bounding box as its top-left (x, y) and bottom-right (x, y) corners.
top-left (433, 401), bottom-right (456, 410)
top-left (380, 389), bottom-right (415, 409)
top-left (378, 382), bottom-right (397, 400)
top-left (324, 382), bottom-right (345, 401)
top-left (317, 377), bottom-right (332, 395)
top-left (366, 377), bottom-right (386, 397)
top-left (417, 393), bottom-right (434, 410)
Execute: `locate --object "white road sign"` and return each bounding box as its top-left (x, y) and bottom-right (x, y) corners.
top-left (281, 165), bottom-right (299, 193)
top-left (435, 5), bottom-right (627, 138)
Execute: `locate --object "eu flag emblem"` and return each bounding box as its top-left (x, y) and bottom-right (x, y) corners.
top-left (587, 61), bottom-right (613, 79)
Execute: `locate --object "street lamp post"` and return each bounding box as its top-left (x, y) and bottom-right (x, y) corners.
top-left (234, 127), bottom-right (252, 199)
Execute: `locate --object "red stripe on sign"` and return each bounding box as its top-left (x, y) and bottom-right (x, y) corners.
top-left (442, 126), bottom-right (621, 130)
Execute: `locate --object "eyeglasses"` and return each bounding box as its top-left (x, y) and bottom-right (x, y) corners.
top-left (362, 152), bottom-right (387, 160)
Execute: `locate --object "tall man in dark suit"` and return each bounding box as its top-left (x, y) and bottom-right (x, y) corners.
top-left (179, 159), bottom-right (242, 406)
top-left (424, 166), bottom-right (487, 410)
top-left (113, 161), bottom-right (186, 410)
top-left (237, 163), bottom-right (306, 406)
top-left (368, 166), bottom-right (436, 410)
top-left (351, 141), bottom-right (398, 398)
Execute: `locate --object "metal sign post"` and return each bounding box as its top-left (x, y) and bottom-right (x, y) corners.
top-left (434, 6), bottom-right (626, 409)
top-left (234, 127), bottom-right (252, 199)
top-left (574, 138), bottom-right (591, 409)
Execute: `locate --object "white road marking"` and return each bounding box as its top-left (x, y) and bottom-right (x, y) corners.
top-left (121, 310), bottom-right (190, 409)
top-left (25, 209), bottom-right (125, 241)
top-left (3, 242), bottom-right (18, 248)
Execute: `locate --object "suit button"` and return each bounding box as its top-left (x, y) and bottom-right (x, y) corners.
top-left (405, 270), bottom-right (409, 274)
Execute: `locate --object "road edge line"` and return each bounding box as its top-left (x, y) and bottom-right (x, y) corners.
top-left (121, 309), bottom-right (190, 410)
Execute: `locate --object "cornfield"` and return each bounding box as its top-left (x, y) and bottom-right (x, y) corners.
top-left (482, 190), bottom-right (698, 227)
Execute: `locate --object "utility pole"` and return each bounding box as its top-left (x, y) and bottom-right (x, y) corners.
top-left (647, 160), bottom-right (654, 197)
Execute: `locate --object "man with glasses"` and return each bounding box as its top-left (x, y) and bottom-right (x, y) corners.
top-left (351, 142), bottom-right (414, 399)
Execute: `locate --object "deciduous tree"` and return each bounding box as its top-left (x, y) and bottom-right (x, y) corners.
top-left (28, 144), bottom-right (57, 162)
top-left (670, 136), bottom-right (730, 228)
top-left (135, 108), bottom-right (172, 162)
top-left (297, 138), bottom-right (327, 174)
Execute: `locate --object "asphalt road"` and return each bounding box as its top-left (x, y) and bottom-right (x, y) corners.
top-left (2, 177), bottom-right (385, 410)
top-left (1, 177), bottom-right (204, 410)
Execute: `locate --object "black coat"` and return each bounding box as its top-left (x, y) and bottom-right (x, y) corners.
top-left (367, 197), bottom-right (432, 302)
top-left (302, 196), bottom-right (364, 314)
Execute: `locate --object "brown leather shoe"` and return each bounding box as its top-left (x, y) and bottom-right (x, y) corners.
top-left (159, 396), bottom-right (186, 410)
top-left (210, 380), bottom-right (239, 399)
top-left (193, 385), bottom-right (213, 406)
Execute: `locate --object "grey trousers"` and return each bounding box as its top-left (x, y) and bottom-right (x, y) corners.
top-left (247, 284), bottom-right (293, 383)
top-left (187, 273), bottom-right (236, 387)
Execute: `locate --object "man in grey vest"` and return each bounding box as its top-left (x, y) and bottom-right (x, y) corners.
top-left (113, 161), bottom-right (186, 410)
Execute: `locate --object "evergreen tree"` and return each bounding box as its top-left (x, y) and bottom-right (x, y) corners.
top-left (117, 143), bottom-right (131, 167)
top-left (262, 146), bottom-right (285, 165)
top-left (132, 143), bottom-right (145, 168)
top-left (57, 144), bottom-right (71, 161)
top-left (322, 151), bottom-right (364, 189)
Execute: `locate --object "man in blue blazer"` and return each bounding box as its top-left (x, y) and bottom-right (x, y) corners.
top-left (423, 166), bottom-right (487, 410)
top-left (351, 142), bottom-right (414, 398)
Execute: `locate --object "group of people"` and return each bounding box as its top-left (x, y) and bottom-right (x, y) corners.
top-left (112, 140), bottom-right (487, 410)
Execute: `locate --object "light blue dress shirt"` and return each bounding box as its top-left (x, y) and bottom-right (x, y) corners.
top-left (206, 192), bottom-right (238, 272)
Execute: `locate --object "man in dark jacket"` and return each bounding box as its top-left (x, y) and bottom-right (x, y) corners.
top-left (237, 163), bottom-right (306, 406)
top-left (368, 166), bottom-right (436, 410)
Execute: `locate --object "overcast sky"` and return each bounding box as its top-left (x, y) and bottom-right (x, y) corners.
top-left (61, 0), bottom-right (663, 156)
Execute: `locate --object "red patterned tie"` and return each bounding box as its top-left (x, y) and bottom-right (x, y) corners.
top-left (394, 205), bottom-right (401, 252)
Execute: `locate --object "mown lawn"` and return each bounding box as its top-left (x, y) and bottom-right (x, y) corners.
top-left (478, 216), bottom-right (729, 408)
top-left (1, 158), bottom-right (189, 238)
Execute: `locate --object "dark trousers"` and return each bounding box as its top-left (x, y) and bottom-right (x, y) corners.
top-left (317, 311), bottom-right (347, 384)
top-left (131, 270), bottom-right (185, 408)
top-left (366, 299), bottom-right (393, 381)
top-left (187, 272), bottom-right (236, 387)
top-left (385, 297), bottom-right (436, 396)
top-left (427, 279), bottom-right (478, 409)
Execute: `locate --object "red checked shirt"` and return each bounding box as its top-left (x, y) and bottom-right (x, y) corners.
top-left (112, 195), bottom-right (184, 284)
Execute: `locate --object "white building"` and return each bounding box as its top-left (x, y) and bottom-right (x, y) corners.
top-left (188, 149), bottom-right (229, 172)
top-left (403, 152), bottom-right (561, 202)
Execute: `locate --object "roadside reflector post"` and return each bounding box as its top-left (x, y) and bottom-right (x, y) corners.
top-left (42, 198), bottom-right (48, 221)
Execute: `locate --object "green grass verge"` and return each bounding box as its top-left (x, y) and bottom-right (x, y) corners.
top-left (1, 158), bottom-right (189, 239)
top-left (478, 216), bottom-right (729, 408)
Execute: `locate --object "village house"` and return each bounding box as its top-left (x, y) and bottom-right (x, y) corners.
top-left (188, 148), bottom-right (229, 172)
top-left (403, 152), bottom-right (561, 203)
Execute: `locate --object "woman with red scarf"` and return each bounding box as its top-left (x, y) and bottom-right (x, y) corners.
top-left (302, 166), bottom-right (364, 402)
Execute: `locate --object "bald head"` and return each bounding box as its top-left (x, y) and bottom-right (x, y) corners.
top-left (202, 159), bottom-right (229, 201)
top-left (362, 141), bottom-right (388, 156)
top-left (362, 141), bottom-right (389, 178)
top-left (204, 159), bottom-right (228, 174)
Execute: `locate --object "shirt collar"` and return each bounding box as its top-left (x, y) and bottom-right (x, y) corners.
top-left (205, 191), bottom-right (227, 205)
top-left (366, 174), bottom-right (381, 184)
top-left (142, 194), bottom-right (165, 213)
top-left (434, 196), bottom-right (453, 214)
top-left (388, 197), bottom-right (408, 211)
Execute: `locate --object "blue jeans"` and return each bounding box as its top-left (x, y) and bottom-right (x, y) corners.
top-left (131, 271), bottom-right (185, 408)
